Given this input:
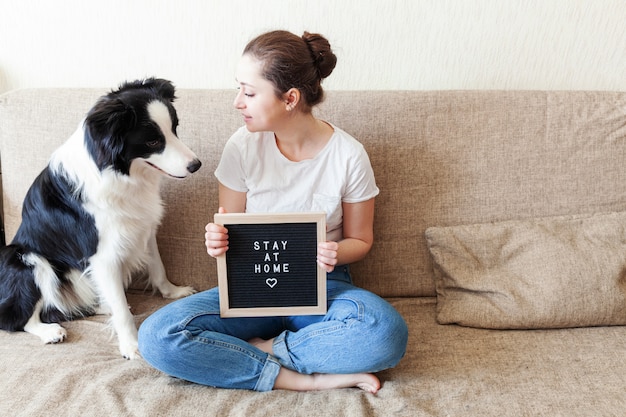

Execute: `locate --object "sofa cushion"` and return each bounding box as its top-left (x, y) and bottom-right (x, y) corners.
top-left (425, 211), bottom-right (626, 329)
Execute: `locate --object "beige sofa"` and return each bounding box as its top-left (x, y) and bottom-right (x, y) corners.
top-left (1, 88), bottom-right (626, 416)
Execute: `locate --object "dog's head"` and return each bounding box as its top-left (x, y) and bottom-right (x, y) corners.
top-left (84, 78), bottom-right (201, 178)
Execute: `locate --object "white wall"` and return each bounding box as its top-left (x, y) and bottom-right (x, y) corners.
top-left (1, 0), bottom-right (625, 93)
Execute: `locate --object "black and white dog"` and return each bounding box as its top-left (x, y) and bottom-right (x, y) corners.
top-left (0, 78), bottom-right (201, 359)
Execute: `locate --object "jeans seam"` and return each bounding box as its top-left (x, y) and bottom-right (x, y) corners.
top-left (182, 330), bottom-right (267, 362)
top-left (177, 311), bottom-right (220, 330)
top-left (329, 295), bottom-right (364, 321)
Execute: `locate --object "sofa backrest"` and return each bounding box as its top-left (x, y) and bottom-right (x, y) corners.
top-left (1, 89), bottom-right (626, 297)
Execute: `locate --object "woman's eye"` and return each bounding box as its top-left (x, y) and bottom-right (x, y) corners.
top-left (237, 86), bottom-right (254, 98)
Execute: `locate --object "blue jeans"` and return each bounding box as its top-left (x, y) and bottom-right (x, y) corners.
top-left (138, 266), bottom-right (408, 391)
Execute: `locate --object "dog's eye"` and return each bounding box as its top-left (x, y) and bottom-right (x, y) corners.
top-left (146, 140), bottom-right (160, 148)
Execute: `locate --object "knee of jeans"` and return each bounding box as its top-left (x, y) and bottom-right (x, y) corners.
top-left (137, 315), bottom-right (158, 361)
top-left (137, 312), bottom-right (178, 367)
top-left (369, 308), bottom-right (409, 369)
top-left (388, 316), bottom-right (409, 365)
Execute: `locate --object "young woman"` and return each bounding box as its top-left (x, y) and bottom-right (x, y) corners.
top-left (138, 30), bottom-right (408, 393)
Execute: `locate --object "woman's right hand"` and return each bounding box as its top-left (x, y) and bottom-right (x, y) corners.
top-left (205, 207), bottom-right (229, 257)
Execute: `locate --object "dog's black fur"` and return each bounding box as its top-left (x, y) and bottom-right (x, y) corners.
top-left (0, 78), bottom-right (200, 358)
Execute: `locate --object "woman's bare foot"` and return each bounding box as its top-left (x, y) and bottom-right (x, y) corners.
top-left (249, 337), bottom-right (274, 354)
top-left (249, 337), bottom-right (381, 393)
top-left (274, 368), bottom-right (380, 393)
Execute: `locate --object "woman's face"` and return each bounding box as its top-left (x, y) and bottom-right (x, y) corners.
top-left (233, 54), bottom-right (287, 132)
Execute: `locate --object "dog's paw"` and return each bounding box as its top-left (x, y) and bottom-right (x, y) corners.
top-left (40, 323), bottom-right (67, 344)
top-left (161, 285), bottom-right (197, 299)
top-left (119, 340), bottom-right (140, 360)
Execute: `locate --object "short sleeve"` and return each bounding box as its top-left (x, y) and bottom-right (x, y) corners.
top-left (343, 143), bottom-right (379, 203)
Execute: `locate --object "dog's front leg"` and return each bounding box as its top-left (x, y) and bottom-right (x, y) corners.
top-left (23, 299), bottom-right (67, 344)
top-left (90, 258), bottom-right (139, 359)
top-left (147, 232), bottom-right (196, 299)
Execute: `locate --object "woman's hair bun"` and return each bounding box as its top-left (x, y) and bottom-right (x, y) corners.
top-left (302, 31), bottom-right (337, 79)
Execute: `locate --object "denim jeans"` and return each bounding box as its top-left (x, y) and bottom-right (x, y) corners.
top-left (138, 266), bottom-right (408, 391)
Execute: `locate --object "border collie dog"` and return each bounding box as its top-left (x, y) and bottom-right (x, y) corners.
top-left (0, 78), bottom-right (201, 359)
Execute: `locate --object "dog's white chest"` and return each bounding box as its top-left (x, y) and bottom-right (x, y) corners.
top-left (85, 175), bottom-right (163, 258)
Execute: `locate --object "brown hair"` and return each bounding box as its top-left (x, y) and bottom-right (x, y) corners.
top-left (243, 30), bottom-right (337, 110)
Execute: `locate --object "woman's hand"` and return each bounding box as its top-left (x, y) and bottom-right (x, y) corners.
top-left (317, 241), bottom-right (339, 272)
top-left (205, 207), bottom-right (229, 257)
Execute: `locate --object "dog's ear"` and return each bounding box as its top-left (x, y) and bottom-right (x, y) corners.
top-left (145, 77), bottom-right (177, 102)
top-left (84, 96), bottom-right (136, 170)
top-left (86, 96), bottom-right (137, 138)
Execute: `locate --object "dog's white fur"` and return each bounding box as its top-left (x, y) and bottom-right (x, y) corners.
top-left (18, 99), bottom-right (198, 359)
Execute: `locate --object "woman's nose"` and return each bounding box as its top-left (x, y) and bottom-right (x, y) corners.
top-left (233, 90), bottom-right (245, 109)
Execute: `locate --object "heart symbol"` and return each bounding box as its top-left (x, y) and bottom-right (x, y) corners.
top-left (266, 278), bottom-right (278, 288)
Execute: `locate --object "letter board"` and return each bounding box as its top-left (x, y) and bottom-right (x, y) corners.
top-left (214, 212), bottom-right (327, 317)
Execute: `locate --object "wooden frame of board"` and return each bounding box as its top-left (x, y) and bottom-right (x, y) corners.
top-left (214, 212), bottom-right (327, 318)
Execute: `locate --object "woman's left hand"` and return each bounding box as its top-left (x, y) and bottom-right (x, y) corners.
top-left (317, 241), bottom-right (339, 272)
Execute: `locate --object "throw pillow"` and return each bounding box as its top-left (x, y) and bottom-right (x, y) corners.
top-left (425, 211), bottom-right (626, 329)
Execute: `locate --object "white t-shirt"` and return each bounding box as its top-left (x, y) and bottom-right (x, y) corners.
top-left (214, 124), bottom-right (379, 242)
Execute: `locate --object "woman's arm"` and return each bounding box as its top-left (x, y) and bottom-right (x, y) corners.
top-left (218, 182), bottom-right (247, 213)
top-left (317, 198), bottom-right (375, 272)
top-left (205, 183), bottom-right (247, 257)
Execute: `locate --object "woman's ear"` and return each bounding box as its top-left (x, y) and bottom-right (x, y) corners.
top-left (284, 88), bottom-right (300, 111)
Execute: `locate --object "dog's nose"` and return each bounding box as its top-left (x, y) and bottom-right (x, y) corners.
top-left (187, 159), bottom-right (202, 173)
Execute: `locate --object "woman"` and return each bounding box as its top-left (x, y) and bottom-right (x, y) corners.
top-left (138, 30), bottom-right (408, 393)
